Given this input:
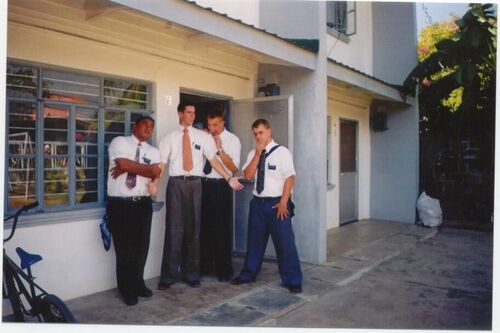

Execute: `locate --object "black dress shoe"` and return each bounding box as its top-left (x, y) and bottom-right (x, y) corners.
top-left (123, 295), bottom-right (138, 306)
top-left (138, 287), bottom-right (153, 298)
top-left (158, 282), bottom-right (173, 290)
top-left (230, 277), bottom-right (255, 285)
top-left (185, 280), bottom-right (201, 288)
top-left (287, 284), bottom-right (302, 294)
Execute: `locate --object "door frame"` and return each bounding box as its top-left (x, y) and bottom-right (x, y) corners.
top-left (339, 117), bottom-right (359, 225)
top-left (230, 95), bottom-right (294, 255)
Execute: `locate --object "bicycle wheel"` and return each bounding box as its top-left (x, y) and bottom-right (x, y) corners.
top-left (38, 294), bottom-right (77, 323)
top-left (3, 267), bottom-right (25, 322)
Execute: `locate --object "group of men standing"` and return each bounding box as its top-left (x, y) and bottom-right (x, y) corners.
top-left (106, 102), bottom-right (302, 306)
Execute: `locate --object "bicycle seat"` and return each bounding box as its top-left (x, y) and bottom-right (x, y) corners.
top-left (16, 247), bottom-right (43, 269)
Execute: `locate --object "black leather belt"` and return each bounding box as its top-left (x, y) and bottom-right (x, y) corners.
top-left (171, 175), bottom-right (202, 181)
top-left (203, 178), bottom-right (226, 183)
top-left (108, 196), bottom-right (151, 202)
top-left (253, 196), bottom-right (281, 202)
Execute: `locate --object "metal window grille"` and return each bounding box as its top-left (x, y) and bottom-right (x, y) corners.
top-left (5, 62), bottom-right (153, 214)
top-left (327, 1), bottom-right (357, 36)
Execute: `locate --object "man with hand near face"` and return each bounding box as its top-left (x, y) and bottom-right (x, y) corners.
top-left (201, 109), bottom-right (241, 282)
top-left (157, 103), bottom-right (243, 290)
top-left (107, 115), bottom-right (162, 306)
top-left (231, 119), bottom-right (302, 293)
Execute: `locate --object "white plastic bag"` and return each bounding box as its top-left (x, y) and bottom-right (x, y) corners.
top-left (416, 191), bottom-right (442, 227)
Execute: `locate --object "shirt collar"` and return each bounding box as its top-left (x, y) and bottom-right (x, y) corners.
top-left (131, 134), bottom-right (142, 144)
top-left (265, 139), bottom-right (277, 151)
top-left (179, 124), bottom-right (193, 132)
top-left (218, 128), bottom-right (228, 139)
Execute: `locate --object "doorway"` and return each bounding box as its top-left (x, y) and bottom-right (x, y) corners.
top-left (179, 91), bottom-right (230, 128)
top-left (339, 118), bottom-right (358, 224)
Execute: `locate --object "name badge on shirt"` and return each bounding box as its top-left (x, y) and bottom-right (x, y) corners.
top-left (194, 144), bottom-right (201, 150)
top-left (268, 164), bottom-right (276, 170)
top-left (142, 156), bottom-right (151, 164)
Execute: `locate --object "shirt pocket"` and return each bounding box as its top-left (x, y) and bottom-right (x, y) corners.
top-left (192, 142), bottom-right (204, 158)
top-left (267, 162), bottom-right (279, 179)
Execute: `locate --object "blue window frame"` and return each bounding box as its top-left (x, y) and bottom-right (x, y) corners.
top-left (5, 62), bottom-right (153, 214)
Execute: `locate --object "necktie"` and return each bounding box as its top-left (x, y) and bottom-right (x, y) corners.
top-left (182, 128), bottom-right (193, 172)
top-left (256, 149), bottom-right (266, 194)
top-left (203, 160), bottom-right (212, 175)
top-left (126, 143), bottom-right (140, 189)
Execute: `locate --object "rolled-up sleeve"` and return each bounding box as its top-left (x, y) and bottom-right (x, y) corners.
top-left (229, 137), bottom-right (241, 170)
top-left (203, 132), bottom-right (217, 161)
top-left (280, 149), bottom-right (296, 179)
top-left (108, 137), bottom-right (127, 161)
top-left (158, 136), bottom-right (171, 164)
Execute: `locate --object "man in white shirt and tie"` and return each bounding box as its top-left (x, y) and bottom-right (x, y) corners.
top-left (201, 109), bottom-right (241, 282)
top-left (231, 118), bottom-right (302, 293)
top-left (157, 103), bottom-right (243, 290)
top-left (107, 115), bottom-right (162, 306)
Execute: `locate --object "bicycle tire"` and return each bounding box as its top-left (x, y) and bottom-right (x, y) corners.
top-left (38, 294), bottom-right (77, 323)
top-left (3, 266), bottom-right (25, 322)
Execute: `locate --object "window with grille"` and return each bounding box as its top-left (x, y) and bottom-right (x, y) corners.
top-left (326, 1), bottom-right (356, 36)
top-left (5, 62), bottom-right (153, 214)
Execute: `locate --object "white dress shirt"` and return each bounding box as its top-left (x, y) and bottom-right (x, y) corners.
top-left (242, 140), bottom-right (295, 197)
top-left (159, 125), bottom-right (217, 177)
top-left (205, 128), bottom-right (241, 179)
top-left (107, 135), bottom-right (161, 197)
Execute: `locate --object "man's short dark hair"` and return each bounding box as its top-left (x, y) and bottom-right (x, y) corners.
top-left (252, 119), bottom-right (270, 129)
top-left (135, 115), bottom-right (155, 126)
top-left (178, 102), bottom-right (195, 112)
top-left (207, 108), bottom-right (224, 120)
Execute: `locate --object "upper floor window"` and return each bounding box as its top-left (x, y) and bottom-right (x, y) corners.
top-left (6, 62), bottom-right (153, 215)
top-left (326, 1), bottom-right (356, 37)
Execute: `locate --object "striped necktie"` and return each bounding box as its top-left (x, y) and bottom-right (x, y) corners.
top-left (125, 143), bottom-right (140, 189)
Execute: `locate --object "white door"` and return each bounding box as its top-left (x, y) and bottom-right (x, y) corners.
top-left (339, 119), bottom-right (358, 224)
top-left (230, 95), bottom-right (294, 257)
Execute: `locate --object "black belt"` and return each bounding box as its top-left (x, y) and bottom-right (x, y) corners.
top-left (108, 196), bottom-right (151, 202)
top-left (253, 196), bottom-right (281, 202)
top-left (203, 177), bottom-right (226, 183)
top-left (171, 175), bottom-right (202, 181)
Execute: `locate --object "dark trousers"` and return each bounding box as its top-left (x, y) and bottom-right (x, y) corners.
top-left (160, 177), bottom-right (202, 283)
top-left (238, 197), bottom-right (302, 285)
top-left (107, 198), bottom-right (153, 298)
top-left (201, 179), bottom-right (233, 278)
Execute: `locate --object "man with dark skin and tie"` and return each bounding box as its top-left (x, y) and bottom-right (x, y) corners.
top-left (107, 116), bottom-right (162, 306)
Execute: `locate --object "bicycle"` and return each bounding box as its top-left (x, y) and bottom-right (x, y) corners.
top-left (3, 201), bottom-right (76, 323)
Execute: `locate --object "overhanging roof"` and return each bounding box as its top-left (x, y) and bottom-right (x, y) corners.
top-left (111, 0), bottom-right (317, 70)
top-left (184, 0), bottom-right (320, 53)
top-left (328, 59), bottom-right (412, 104)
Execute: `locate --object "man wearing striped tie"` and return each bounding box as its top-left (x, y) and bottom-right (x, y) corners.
top-left (157, 103), bottom-right (243, 290)
top-left (107, 115), bottom-right (162, 306)
top-left (231, 119), bottom-right (302, 293)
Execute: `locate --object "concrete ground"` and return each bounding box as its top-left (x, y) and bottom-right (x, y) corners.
top-left (3, 219), bottom-right (493, 330)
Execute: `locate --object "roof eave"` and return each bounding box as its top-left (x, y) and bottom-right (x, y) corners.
top-left (328, 59), bottom-right (413, 105)
top-left (110, 0), bottom-right (317, 70)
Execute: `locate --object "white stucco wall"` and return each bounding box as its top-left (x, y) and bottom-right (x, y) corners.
top-left (6, 23), bottom-right (256, 300)
top-left (370, 2), bottom-right (419, 223)
top-left (326, 1), bottom-right (373, 75)
top-left (327, 90), bottom-right (371, 230)
top-left (259, 0), bottom-right (320, 39)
